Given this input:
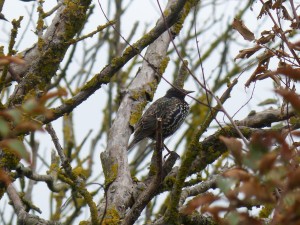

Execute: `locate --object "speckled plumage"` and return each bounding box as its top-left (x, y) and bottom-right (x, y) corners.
top-left (128, 87), bottom-right (193, 150)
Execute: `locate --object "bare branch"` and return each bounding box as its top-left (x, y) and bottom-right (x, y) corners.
top-left (45, 123), bottom-right (99, 224)
top-left (6, 184), bottom-right (61, 225)
top-left (235, 108), bottom-right (295, 128)
top-left (122, 118), bottom-right (163, 225)
top-left (15, 163), bottom-right (68, 192)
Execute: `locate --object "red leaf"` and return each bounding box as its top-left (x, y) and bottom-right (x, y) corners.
top-left (223, 168), bottom-right (252, 181)
top-left (276, 89), bottom-right (300, 113)
top-left (258, 152), bottom-right (277, 174)
top-left (181, 193), bottom-right (219, 215)
top-left (287, 167), bottom-right (300, 190)
top-left (277, 64), bottom-right (300, 81)
top-left (220, 136), bottom-right (243, 165)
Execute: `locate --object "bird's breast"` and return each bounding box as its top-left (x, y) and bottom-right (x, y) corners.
top-left (162, 101), bottom-right (189, 138)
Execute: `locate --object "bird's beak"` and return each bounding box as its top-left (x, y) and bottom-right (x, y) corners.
top-left (185, 90), bottom-right (194, 94)
top-left (0, 13), bottom-right (8, 22)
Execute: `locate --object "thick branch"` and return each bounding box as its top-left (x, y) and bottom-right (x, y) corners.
top-left (235, 108), bottom-right (295, 128)
top-left (98, 0), bottom-right (189, 222)
top-left (178, 174), bottom-right (220, 208)
top-left (39, 0), bottom-right (188, 124)
top-left (122, 118), bottom-right (163, 225)
top-left (8, 0), bottom-right (92, 107)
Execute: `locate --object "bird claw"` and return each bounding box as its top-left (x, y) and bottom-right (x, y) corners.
top-left (163, 144), bottom-right (173, 159)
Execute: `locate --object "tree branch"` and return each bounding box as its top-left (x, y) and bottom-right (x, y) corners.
top-left (45, 123), bottom-right (99, 224)
top-left (15, 163), bottom-right (68, 193)
top-left (122, 118), bottom-right (163, 225)
top-left (98, 0), bottom-right (189, 222)
top-left (8, 0), bottom-right (92, 107)
top-left (235, 108), bottom-right (295, 128)
top-left (39, 0), bottom-right (189, 124)
top-left (6, 184), bottom-right (61, 225)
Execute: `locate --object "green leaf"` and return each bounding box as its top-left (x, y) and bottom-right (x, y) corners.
top-left (0, 119), bottom-right (9, 136)
top-left (7, 109), bottom-right (22, 124)
top-left (258, 98), bottom-right (277, 106)
top-left (217, 177), bottom-right (235, 194)
top-left (7, 139), bottom-right (30, 163)
top-left (22, 99), bottom-right (38, 113)
top-left (225, 211), bottom-right (240, 225)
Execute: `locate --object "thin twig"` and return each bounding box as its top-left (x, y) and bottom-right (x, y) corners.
top-left (45, 123), bottom-right (68, 165)
top-left (259, 0), bottom-right (300, 65)
top-left (45, 123), bottom-right (99, 224)
top-left (289, 0), bottom-right (300, 26)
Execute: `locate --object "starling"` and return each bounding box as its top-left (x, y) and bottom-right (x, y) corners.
top-left (128, 87), bottom-right (193, 150)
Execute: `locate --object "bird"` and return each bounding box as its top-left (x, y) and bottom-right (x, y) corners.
top-left (128, 87), bottom-right (193, 150)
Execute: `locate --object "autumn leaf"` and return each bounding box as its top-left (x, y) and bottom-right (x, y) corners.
top-left (0, 119), bottom-right (9, 137)
top-left (0, 169), bottom-right (11, 186)
top-left (14, 121), bottom-right (43, 133)
top-left (257, 50), bottom-right (275, 64)
top-left (239, 180), bottom-right (274, 202)
top-left (287, 167), bottom-right (300, 190)
top-left (276, 50), bottom-right (290, 58)
top-left (276, 88), bottom-right (300, 113)
top-left (290, 41), bottom-right (300, 50)
top-left (181, 193), bottom-right (219, 215)
top-left (232, 18), bottom-right (255, 41)
top-left (258, 152), bottom-right (277, 174)
top-left (272, 0), bottom-right (283, 9)
top-left (290, 130), bottom-right (300, 137)
top-left (223, 168), bottom-right (252, 181)
top-left (220, 136), bottom-right (243, 166)
top-left (258, 0), bottom-right (272, 19)
top-left (39, 88), bottom-right (68, 104)
top-left (235, 45), bottom-right (262, 60)
top-left (0, 56), bottom-right (25, 66)
top-left (202, 206), bottom-right (228, 219)
top-left (277, 64), bottom-right (300, 80)
top-left (245, 63), bottom-right (268, 87)
top-left (257, 33), bottom-right (275, 44)
top-left (281, 6), bottom-right (292, 21)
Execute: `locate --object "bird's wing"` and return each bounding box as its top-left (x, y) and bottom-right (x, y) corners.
top-left (135, 97), bottom-right (166, 131)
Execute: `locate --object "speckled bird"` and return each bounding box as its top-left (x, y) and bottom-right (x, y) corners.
top-left (128, 87), bottom-right (193, 150)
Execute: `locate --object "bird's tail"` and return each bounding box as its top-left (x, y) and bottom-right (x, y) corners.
top-left (127, 136), bottom-right (142, 151)
top-left (127, 139), bottom-right (137, 151)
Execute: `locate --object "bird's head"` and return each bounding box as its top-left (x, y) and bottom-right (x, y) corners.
top-left (165, 87), bottom-right (194, 99)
